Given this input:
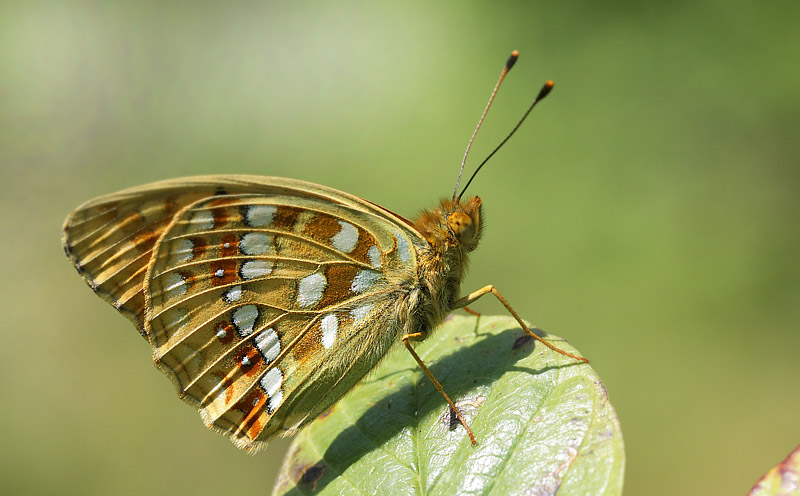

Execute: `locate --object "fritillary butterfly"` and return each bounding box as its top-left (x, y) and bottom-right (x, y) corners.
top-left (62, 51), bottom-right (587, 452)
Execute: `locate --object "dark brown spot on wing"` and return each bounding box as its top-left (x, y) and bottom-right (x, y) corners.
top-left (220, 233), bottom-right (238, 257)
top-left (234, 346), bottom-right (264, 378)
top-left (190, 236), bottom-right (208, 258)
top-left (273, 206), bottom-right (301, 230)
top-left (212, 207), bottom-right (229, 228)
top-left (316, 264), bottom-right (359, 308)
top-left (209, 199), bottom-right (240, 228)
top-left (303, 214), bottom-right (341, 244)
top-left (211, 260), bottom-right (238, 286)
top-left (216, 322), bottom-right (235, 345)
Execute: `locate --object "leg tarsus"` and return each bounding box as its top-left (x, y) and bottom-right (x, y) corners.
top-left (454, 285), bottom-right (589, 363)
top-left (462, 306), bottom-right (481, 316)
top-left (401, 333), bottom-right (478, 445)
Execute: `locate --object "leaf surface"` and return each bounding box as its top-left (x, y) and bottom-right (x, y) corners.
top-left (273, 315), bottom-right (624, 496)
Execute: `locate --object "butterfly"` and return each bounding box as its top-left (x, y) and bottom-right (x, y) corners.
top-left (61, 51), bottom-right (587, 452)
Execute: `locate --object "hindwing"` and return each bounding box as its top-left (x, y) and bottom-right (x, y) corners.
top-left (62, 175), bottom-right (425, 451)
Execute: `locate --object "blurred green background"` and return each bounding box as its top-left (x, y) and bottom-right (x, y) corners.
top-left (2, 1), bottom-right (798, 494)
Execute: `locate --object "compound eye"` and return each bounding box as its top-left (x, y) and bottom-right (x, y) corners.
top-left (447, 212), bottom-right (474, 243)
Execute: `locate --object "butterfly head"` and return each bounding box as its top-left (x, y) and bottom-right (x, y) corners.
top-left (414, 196), bottom-right (483, 253)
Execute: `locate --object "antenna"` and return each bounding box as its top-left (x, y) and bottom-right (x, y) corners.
top-left (457, 80), bottom-right (554, 201)
top-left (452, 50), bottom-right (519, 202)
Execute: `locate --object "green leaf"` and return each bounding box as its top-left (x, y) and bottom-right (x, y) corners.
top-left (272, 315), bottom-right (625, 496)
top-left (748, 445), bottom-right (800, 496)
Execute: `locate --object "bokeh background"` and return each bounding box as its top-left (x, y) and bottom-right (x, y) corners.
top-left (2, 1), bottom-right (798, 495)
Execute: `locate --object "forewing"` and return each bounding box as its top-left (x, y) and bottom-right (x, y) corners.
top-left (62, 185), bottom-right (210, 333)
top-left (63, 175), bottom-right (425, 451)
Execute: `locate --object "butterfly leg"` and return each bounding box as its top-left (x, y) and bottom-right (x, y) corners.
top-left (402, 332), bottom-right (478, 445)
top-left (461, 306), bottom-right (481, 316)
top-left (454, 285), bottom-right (589, 363)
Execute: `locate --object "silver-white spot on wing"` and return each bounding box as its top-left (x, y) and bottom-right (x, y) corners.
top-left (245, 205), bottom-right (276, 227)
top-left (268, 390), bottom-right (283, 414)
top-left (260, 368), bottom-right (282, 396)
top-left (351, 269), bottom-right (380, 294)
top-left (224, 285), bottom-right (243, 302)
top-left (331, 220), bottom-right (358, 253)
top-left (240, 260), bottom-right (273, 280)
top-left (189, 210), bottom-right (214, 230)
top-left (240, 232), bottom-right (273, 255)
top-left (232, 305), bottom-right (258, 336)
top-left (320, 314), bottom-right (338, 349)
top-left (393, 229), bottom-right (411, 263)
top-left (171, 238), bottom-right (194, 263)
top-left (162, 272), bottom-right (187, 299)
top-left (367, 245), bottom-right (381, 268)
top-left (297, 272), bottom-right (326, 308)
top-left (255, 328), bottom-right (281, 363)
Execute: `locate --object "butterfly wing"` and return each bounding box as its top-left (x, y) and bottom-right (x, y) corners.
top-left (62, 181), bottom-right (213, 334)
top-left (63, 175), bottom-right (425, 451)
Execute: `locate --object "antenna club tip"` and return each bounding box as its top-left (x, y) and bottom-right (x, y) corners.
top-left (537, 80), bottom-right (555, 100)
top-left (506, 51), bottom-right (519, 70)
